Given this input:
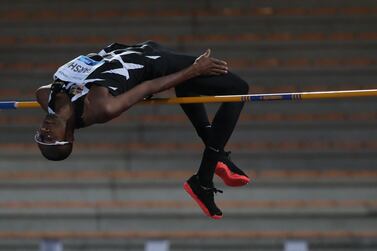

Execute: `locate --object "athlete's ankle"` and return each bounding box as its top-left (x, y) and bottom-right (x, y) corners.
top-left (197, 174), bottom-right (214, 188)
top-left (205, 146), bottom-right (224, 157)
top-left (196, 146), bottom-right (222, 188)
top-left (198, 124), bottom-right (212, 146)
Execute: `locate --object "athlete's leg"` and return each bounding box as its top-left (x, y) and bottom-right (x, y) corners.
top-left (165, 51), bottom-right (249, 218)
top-left (163, 53), bottom-right (214, 144)
top-left (176, 72), bottom-right (249, 219)
top-left (195, 74), bottom-right (249, 150)
top-left (174, 83), bottom-right (212, 144)
top-left (175, 73), bottom-right (249, 186)
top-left (166, 52), bottom-right (249, 150)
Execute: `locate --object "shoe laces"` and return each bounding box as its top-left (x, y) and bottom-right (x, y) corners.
top-left (223, 151), bottom-right (232, 160)
top-left (211, 187), bottom-right (223, 194)
top-left (201, 185), bottom-right (223, 194)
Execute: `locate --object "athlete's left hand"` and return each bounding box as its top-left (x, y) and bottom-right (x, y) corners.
top-left (193, 49), bottom-right (228, 76)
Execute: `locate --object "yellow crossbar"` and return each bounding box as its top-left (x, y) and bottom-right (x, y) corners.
top-left (0, 89), bottom-right (376, 109)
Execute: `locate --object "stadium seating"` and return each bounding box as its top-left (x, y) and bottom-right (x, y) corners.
top-left (0, 0), bottom-right (376, 250)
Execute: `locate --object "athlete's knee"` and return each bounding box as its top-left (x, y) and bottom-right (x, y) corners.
top-left (222, 72), bottom-right (249, 95)
top-left (237, 79), bottom-right (250, 94)
top-left (230, 77), bottom-right (249, 95)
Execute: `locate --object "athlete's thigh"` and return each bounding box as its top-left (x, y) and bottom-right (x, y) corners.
top-left (163, 53), bottom-right (197, 74)
top-left (185, 72), bottom-right (249, 96)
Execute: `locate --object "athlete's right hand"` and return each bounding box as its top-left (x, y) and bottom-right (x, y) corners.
top-left (192, 49), bottom-right (228, 76)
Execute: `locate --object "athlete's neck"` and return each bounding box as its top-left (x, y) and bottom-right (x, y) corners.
top-left (53, 93), bottom-right (75, 141)
top-left (53, 92), bottom-right (73, 120)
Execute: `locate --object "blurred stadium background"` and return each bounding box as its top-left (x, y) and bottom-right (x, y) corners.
top-left (0, 0), bottom-right (377, 250)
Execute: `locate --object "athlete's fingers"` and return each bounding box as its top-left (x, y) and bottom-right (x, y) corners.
top-left (212, 61), bottom-right (227, 68)
top-left (211, 68), bottom-right (228, 75)
top-left (212, 69), bottom-right (228, 75)
top-left (210, 68), bottom-right (228, 75)
top-left (212, 64), bottom-right (228, 72)
top-left (213, 64), bottom-right (228, 71)
top-left (211, 58), bottom-right (227, 66)
top-left (210, 59), bottom-right (227, 66)
top-left (211, 64), bottom-right (228, 72)
top-left (213, 63), bottom-right (228, 71)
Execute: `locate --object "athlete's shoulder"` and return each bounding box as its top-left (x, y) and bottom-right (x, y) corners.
top-left (98, 41), bottom-right (161, 56)
top-left (98, 42), bottom-right (130, 55)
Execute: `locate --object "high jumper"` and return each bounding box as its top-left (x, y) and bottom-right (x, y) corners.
top-left (32, 41), bottom-right (250, 220)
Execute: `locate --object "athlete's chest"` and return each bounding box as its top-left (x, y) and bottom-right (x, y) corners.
top-left (79, 85), bottom-right (113, 127)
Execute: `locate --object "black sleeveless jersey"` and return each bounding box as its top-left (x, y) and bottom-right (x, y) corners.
top-left (85, 41), bottom-right (172, 95)
top-left (48, 41), bottom-right (175, 128)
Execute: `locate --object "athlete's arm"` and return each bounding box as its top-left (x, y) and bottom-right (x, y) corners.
top-left (100, 49), bottom-right (228, 119)
top-left (35, 84), bottom-right (52, 112)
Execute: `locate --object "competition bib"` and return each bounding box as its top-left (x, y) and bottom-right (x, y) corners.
top-left (54, 55), bottom-right (104, 84)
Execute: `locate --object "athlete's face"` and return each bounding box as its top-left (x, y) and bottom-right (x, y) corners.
top-left (35, 114), bottom-right (73, 161)
top-left (36, 114), bottom-right (67, 144)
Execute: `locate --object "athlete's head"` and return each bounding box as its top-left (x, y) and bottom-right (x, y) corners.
top-left (35, 113), bottom-right (73, 161)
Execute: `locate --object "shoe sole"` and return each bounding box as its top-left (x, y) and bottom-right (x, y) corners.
top-left (215, 162), bottom-right (250, 187)
top-left (183, 182), bottom-right (223, 220)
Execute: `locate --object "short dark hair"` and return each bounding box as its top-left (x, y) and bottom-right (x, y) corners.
top-left (37, 143), bottom-right (73, 161)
